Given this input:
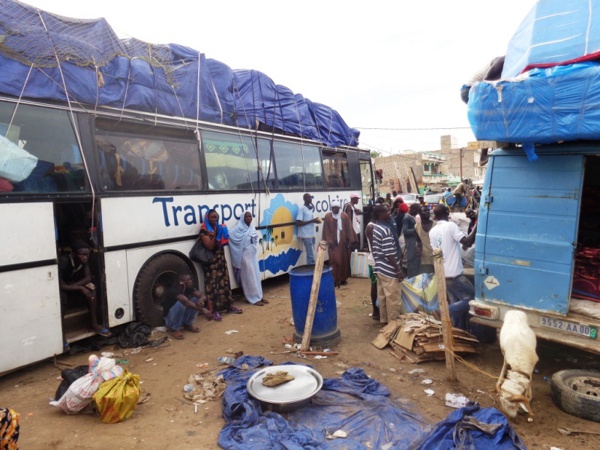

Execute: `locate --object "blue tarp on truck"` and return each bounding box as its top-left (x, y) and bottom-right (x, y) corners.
top-left (467, 0), bottom-right (600, 148)
top-left (466, 0), bottom-right (600, 352)
top-left (502, 0), bottom-right (600, 79)
top-left (0, 0), bottom-right (359, 148)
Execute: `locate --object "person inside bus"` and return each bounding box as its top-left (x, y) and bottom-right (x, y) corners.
top-left (296, 193), bottom-right (320, 265)
top-left (59, 240), bottom-right (111, 337)
top-left (229, 211), bottom-right (268, 306)
top-left (163, 273), bottom-right (212, 340)
top-left (322, 199), bottom-right (356, 288)
top-left (199, 209), bottom-right (243, 321)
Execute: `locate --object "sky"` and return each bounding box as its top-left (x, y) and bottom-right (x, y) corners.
top-left (17, 0), bottom-right (539, 156)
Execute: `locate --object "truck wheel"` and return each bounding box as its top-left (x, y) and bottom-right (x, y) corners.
top-left (133, 253), bottom-right (194, 327)
top-left (551, 369), bottom-right (600, 422)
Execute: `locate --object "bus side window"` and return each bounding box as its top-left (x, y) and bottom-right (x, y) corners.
top-left (96, 139), bottom-right (117, 190)
top-left (322, 152), bottom-right (350, 189)
top-left (0, 102), bottom-right (85, 194)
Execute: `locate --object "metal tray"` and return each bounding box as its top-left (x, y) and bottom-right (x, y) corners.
top-left (246, 365), bottom-right (323, 411)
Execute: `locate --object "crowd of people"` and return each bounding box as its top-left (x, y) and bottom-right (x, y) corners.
top-left (366, 193), bottom-right (478, 332)
top-left (58, 188), bottom-right (479, 342)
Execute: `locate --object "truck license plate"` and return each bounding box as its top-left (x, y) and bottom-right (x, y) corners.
top-left (539, 316), bottom-right (598, 339)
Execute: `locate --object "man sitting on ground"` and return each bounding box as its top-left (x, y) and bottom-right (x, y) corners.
top-left (163, 273), bottom-right (212, 340)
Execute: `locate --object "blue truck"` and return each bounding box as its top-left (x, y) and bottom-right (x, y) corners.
top-left (469, 143), bottom-right (600, 353)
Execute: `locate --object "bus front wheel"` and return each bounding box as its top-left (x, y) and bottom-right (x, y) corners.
top-left (133, 253), bottom-right (194, 327)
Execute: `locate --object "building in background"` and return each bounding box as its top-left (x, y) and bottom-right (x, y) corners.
top-left (374, 135), bottom-right (486, 194)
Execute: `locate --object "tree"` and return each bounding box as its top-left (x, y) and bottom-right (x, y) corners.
top-left (370, 150), bottom-right (381, 158)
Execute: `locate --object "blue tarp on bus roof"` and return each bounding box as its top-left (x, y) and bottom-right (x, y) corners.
top-left (0, 0), bottom-right (359, 148)
top-left (503, 0), bottom-right (600, 78)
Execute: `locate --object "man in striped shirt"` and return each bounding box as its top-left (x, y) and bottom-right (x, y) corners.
top-left (371, 204), bottom-right (404, 324)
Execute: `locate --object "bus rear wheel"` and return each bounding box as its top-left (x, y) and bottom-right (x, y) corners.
top-left (133, 253), bottom-right (193, 327)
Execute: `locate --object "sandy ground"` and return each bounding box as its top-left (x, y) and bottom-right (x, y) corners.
top-left (2, 275), bottom-right (600, 449)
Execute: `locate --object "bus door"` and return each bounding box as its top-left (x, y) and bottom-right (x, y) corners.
top-left (54, 201), bottom-right (104, 343)
top-left (0, 202), bottom-right (64, 373)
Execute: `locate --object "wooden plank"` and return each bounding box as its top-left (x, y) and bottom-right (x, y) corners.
top-left (300, 240), bottom-right (328, 351)
top-left (432, 248), bottom-right (457, 381)
top-left (420, 343), bottom-right (477, 353)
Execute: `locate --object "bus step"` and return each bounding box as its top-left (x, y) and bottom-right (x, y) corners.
top-left (65, 330), bottom-right (96, 344)
top-left (63, 307), bottom-right (89, 320)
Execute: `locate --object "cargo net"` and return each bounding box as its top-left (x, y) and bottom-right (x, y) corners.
top-left (0, 0), bottom-right (175, 73)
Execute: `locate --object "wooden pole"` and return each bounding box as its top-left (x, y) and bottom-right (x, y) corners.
top-left (300, 240), bottom-right (328, 351)
top-left (432, 248), bottom-right (457, 381)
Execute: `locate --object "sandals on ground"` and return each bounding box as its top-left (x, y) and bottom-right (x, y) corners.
top-left (169, 329), bottom-right (184, 340)
top-left (212, 312), bottom-right (223, 321)
top-left (227, 306), bottom-right (243, 314)
top-left (254, 301), bottom-right (265, 306)
top-left (183, 324), bottom-right (200, 333)
top-left (97, 328), bottom-right (111, 337)
top-left (261, 299), bottom-right (270, 304)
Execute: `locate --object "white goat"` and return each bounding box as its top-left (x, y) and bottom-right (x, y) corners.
top-left (496, 310), bottom-right (538, 418)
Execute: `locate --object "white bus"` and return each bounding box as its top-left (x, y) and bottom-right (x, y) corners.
top-left (0, 96), bottom-right (374, 374)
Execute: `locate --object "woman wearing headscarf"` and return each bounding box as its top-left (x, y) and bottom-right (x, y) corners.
top-left (322, 199), bottom-right (357, 288)
top-left (199, 209), bottom-right (243, 321)
top-left (229, 211), bottom-right (268, 306)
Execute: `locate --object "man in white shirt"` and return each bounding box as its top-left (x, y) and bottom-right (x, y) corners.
top-left (429, 204), bottom-right (476, 330)
top-left (296, 193), bottom-right (320, 265)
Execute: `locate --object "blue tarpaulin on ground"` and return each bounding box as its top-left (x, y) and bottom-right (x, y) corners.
top-left (216, 356), bottom-right (525, 449)
top-left (418, 404), bottom-right (527, 450)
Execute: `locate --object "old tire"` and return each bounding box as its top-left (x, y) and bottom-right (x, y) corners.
top-left (133, 253), bottom-right (194, 327)
top-left (551, 369), bottom-right (600, 422)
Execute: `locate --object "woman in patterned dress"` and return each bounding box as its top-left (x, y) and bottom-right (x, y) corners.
top-left (199, 209), bottom-right (243, 321)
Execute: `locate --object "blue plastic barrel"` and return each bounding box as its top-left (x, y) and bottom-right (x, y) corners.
top-left (289, 264), bottom-right (341, 347)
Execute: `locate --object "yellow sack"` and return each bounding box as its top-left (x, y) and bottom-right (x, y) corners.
top-left (92, 370), bottom-right (141, 424)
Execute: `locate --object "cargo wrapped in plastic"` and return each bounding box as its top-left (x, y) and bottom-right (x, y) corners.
top-left (468, 62), bottom-right (600, 146)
